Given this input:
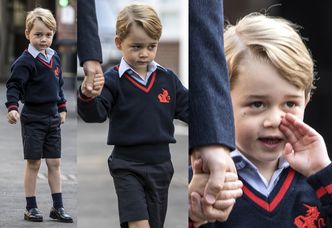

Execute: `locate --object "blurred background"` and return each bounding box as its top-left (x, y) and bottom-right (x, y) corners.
top-left (224, 0), bottom-right (332, 158)
top-left (0, 0), bottom-right (77, 227)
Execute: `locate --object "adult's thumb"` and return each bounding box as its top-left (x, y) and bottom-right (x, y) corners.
top-left (204, 169), bottom-right (226, 205)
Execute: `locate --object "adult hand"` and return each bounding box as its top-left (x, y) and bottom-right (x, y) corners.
top-left (82, 60), bottom-right (103, 91)
top-left (191, 145), bottom-right (237, 205)
top-left (280, 113), bottom-right (331, 177)
top-left (7, 110), bottom-right (20, 124)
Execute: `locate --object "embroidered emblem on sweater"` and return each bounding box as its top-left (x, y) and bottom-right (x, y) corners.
top-left (54, 66), bottom-right (59, 77)
top-left (294, 204), bottom-right (325, 228)
top-left (158, 89), bottom-right (170, 103)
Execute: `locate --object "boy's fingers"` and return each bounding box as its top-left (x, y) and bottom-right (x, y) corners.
top-left (224, 172), bottom-right (239, 182)
top-left (217, 188), bottom-right (243, 200)
top-left (282, 142), bottom-right (295, 164)
top-left (213, 198), bottom-right (236, 210)
top-left (279, 123), bottom-right (298, 144)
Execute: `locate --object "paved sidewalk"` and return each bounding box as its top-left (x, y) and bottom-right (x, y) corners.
top-left (0, 84), bottom-right (77, 228)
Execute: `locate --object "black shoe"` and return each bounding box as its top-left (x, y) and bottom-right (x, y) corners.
top-left (24, 208), bottom-right (43, 222)
top-left (49, 207), bottom-right (73, 223)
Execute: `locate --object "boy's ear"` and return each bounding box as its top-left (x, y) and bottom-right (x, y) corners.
top-left (25, 29), bottom-right (30, 40)
top-left (115, 36), bottom-right (122, 50)
top-left (305, 93), bottom-right (311, 106)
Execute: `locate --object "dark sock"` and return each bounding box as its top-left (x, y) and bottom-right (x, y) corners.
top-left (26, 196), bottom-right (37, 210)
top-left (51, 192), bottom-right (63, 209)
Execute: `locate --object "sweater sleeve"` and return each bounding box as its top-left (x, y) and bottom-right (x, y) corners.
top-left (189, 0), bottom-right (235, 151)
top-left (56, 54), bottom-right (67, 113)
top-left (77, 73), bottom-right (115, 122)
top-left (5, 59), bottom-right (31, 112)
top-left (307, 163), bottom-right (332, 227)
top-left (77, 0), bottom-right (103, 66)
top-left (173, 72), bottom-right (189, 124)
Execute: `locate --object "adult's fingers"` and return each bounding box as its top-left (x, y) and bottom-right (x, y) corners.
top-left (189, 192), bottom-right (208, 225)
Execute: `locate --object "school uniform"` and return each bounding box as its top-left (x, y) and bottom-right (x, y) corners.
top-left (189, 150), bottom-right (332, 227)
top-left (77, 59), bottom-right (188, 227)
top-left (5, 44), bottom-right (66, 159)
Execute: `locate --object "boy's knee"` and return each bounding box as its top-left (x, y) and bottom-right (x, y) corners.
top-left (26, 160), bottom-right (41, 171)
top-left (46, 158), bottom-right (61, 170)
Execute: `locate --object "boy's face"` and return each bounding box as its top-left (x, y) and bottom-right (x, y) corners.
top-left (25, 19), bottom-right (54, 53)
top-left (231, 57), bottom-right (307, 169)
top-left (115, 23), bottom-right (158, 75)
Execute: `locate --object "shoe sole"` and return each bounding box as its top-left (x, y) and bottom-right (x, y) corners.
top-left (24, 214), bottom-right (43, 222)
top-left (49, 211), bottom-right (73, 223)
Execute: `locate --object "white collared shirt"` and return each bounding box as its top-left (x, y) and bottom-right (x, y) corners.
top-left (118, 58), bottom-right (166, 85)
top-left (27, 44), bottom-right (55, 63)
top-left (231, 149), bottom-right (289, 197)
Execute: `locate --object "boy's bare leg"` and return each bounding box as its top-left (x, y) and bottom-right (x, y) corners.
top-left (46, 158), bottom-right (61, 193)
top-left (128, 220), bottom-right (150, 228)
top-left (24, 160), bottom-right (41, 196)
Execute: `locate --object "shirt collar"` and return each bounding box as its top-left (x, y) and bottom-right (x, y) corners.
top-left (118, 57), bottom-right (166, 78)
top-left (27, 43), bottom-right (54, 59)
top-left (231, 149), bottom-right (289, 172)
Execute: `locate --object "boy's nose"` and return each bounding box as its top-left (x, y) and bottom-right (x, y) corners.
top-left (263, 109), bottom-right (285, 128)
top-left (139, 49), bottom-right (148, 58)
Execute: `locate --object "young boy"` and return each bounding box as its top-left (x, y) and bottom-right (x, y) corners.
top-left (5, 8), bottom-right (73, 223)
top-left (77, 3), bottom-right (188, 228)
top-left (189, 13), bottom-right (332, 227)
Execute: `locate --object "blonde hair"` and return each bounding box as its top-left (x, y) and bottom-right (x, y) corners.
top-left (26, 7), bottom-right (56, 33)
top-left (224, 13), bottom-right (315, 98)
top-left (116, 3), bottom-right (162, 40)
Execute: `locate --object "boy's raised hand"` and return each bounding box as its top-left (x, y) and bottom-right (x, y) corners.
top-left (81, 73), bottom-right (105, 98)
top-left (7, 110), bottom-right (20, 124)
top-left (279, 113), bottom-right (331, 177)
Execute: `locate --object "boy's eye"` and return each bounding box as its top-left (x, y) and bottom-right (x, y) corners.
top-left (132, 45), bottom-right (141, 49)
top-left (285, 101), bottom-right (296, 108)
top-left (250, 101), bottom-right (264, 108)
top-left (148, 45), bottom-right (156, 50)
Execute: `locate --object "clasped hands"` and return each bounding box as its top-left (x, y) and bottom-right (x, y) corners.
top-left (189, 147), bottom-right (243, 227)
top-left (81, 60), bottom-right (105, 98)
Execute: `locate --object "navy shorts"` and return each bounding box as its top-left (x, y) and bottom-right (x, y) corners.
top-left (20, 109), bottom-right (61, 160)
top-left (108, 156), bottom-right (174, 228)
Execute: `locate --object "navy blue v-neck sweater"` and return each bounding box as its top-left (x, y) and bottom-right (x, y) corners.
top-left (6, 50), bottom-right (67, 114)
top-left (78, 66), bottom-right (188, 163)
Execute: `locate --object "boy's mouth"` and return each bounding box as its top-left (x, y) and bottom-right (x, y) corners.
top-left (258, 136), bottom-right (284, 149)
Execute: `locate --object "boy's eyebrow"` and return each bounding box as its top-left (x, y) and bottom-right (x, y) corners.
top-left (131, 42), bottom-right (158, 45)
top-left (245, 94), bottom-right (303, 100)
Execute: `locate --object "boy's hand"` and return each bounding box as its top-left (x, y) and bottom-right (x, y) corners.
top-left (81, 73), bottom-right (105, 98)
top-left (59, 112), bottom-right (66, 124)
top-left (7, 110), bottom-right (20, 124)
top-left (279, 113), bottom-right (331, 177)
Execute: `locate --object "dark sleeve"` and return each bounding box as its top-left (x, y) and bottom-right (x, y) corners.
top-left (5, 60), bottom-right (31, 112)
top-left (77, 0), bottom-right (103, 66)
top-left (173, 72), bottom-right (189, 124)
top-left (77, 73), bottom-right (115, 122)
top-left (189, 0), bottom-right (235, 151)
top-left (307, 163), bottom-right (332, 227)
top-left (56, 54), bottom-right (67, 113)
